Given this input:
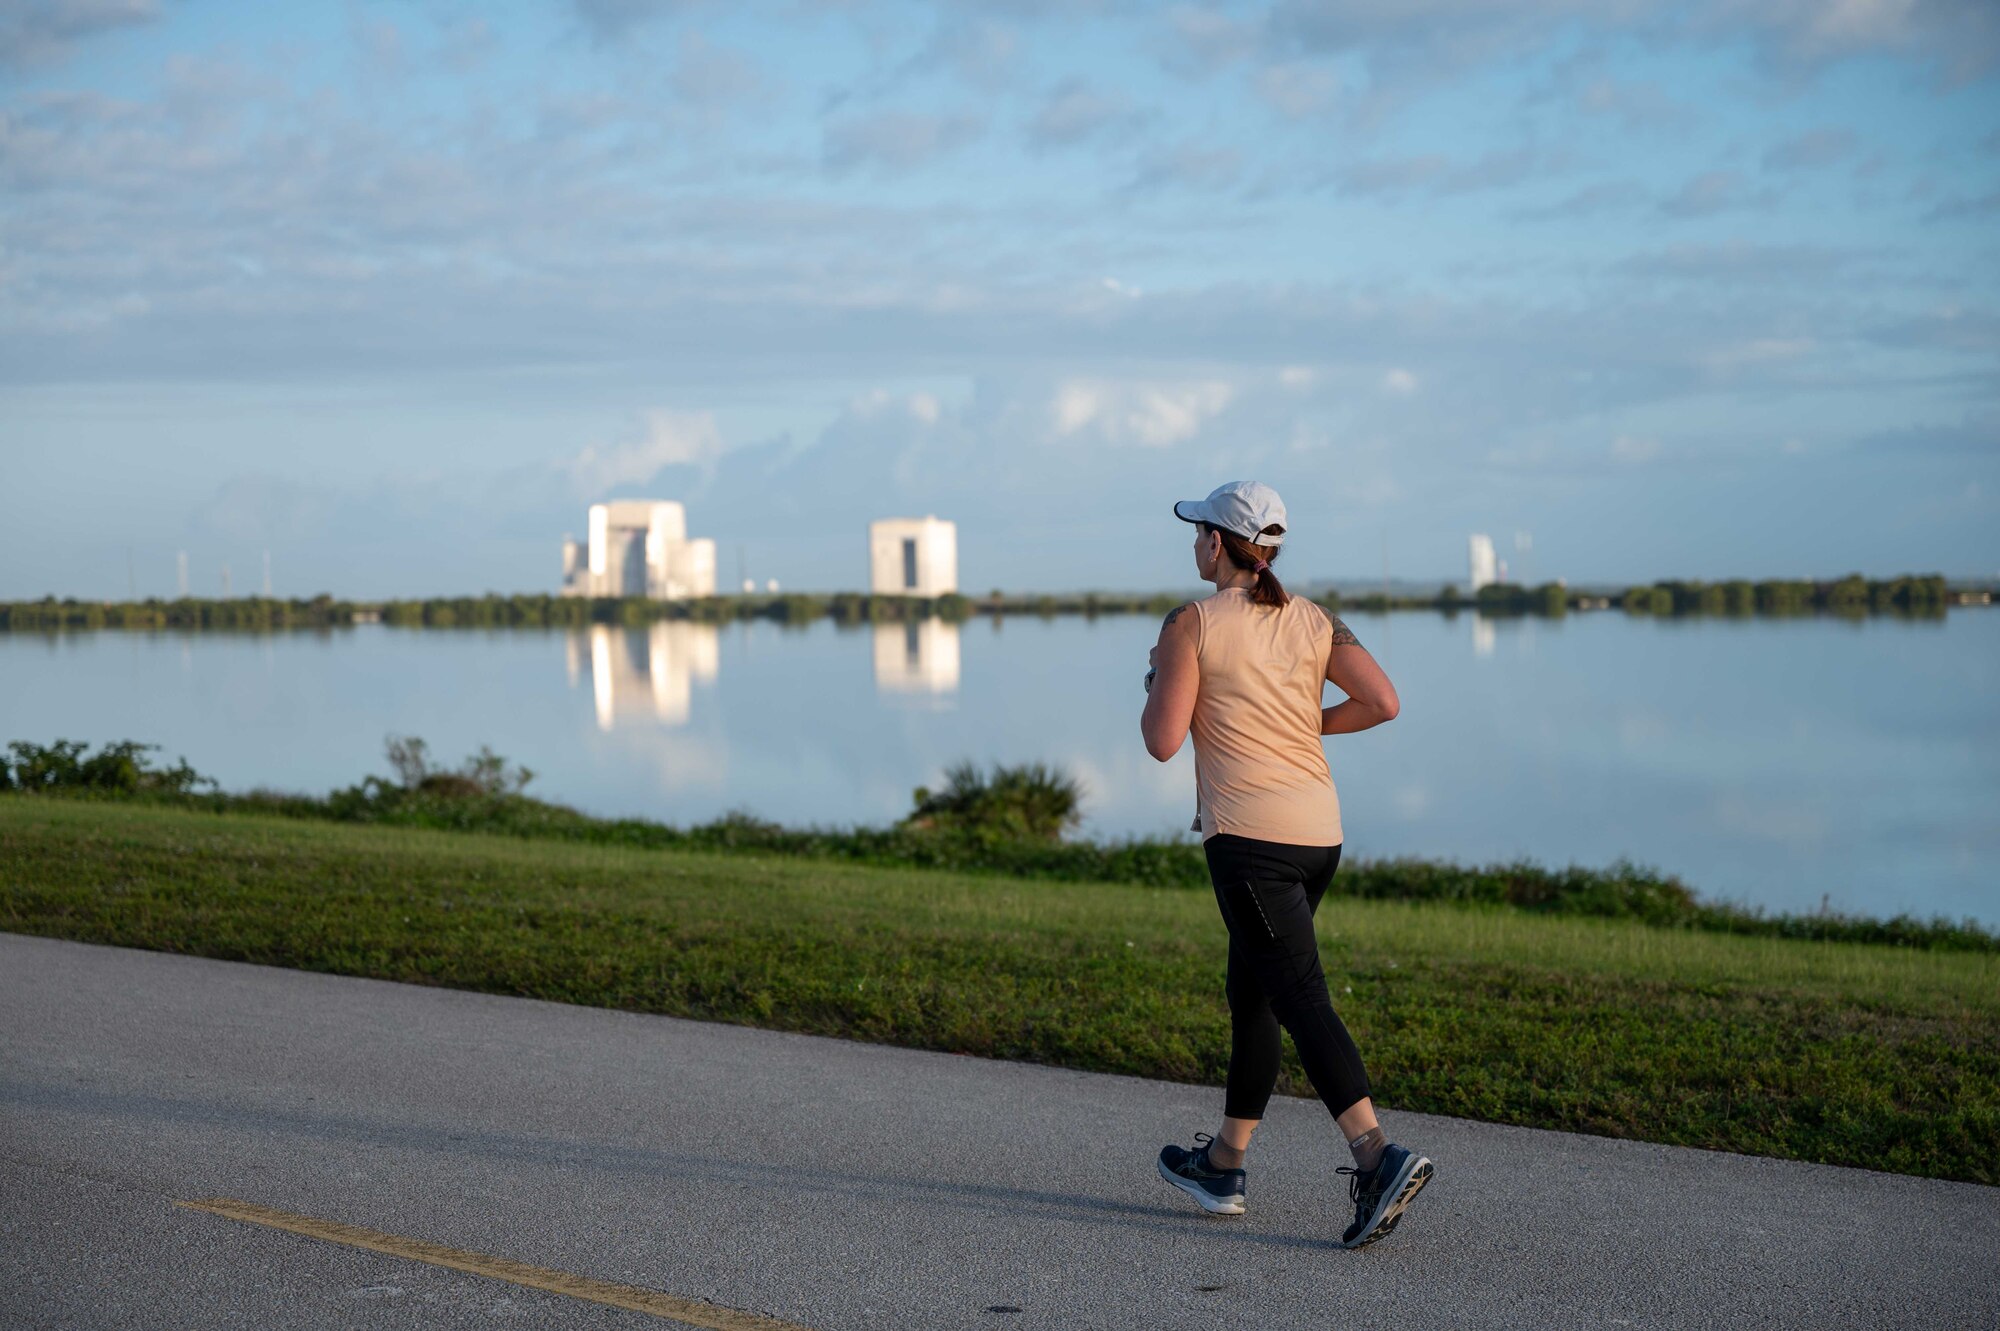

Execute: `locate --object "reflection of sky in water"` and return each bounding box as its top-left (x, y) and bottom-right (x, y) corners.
top-left (2, 610), bottom-right (1994, 924)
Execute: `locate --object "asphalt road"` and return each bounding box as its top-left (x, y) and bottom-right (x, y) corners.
top-left (3, 933), bottom-right (1995, 1330)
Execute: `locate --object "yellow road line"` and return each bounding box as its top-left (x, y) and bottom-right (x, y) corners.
top-left (174, 1197), bottom-right (813, 1331)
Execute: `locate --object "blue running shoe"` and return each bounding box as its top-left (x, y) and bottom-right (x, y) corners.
top-left (1338, 1144), bottom-right (1433, 1249)
top-left (1157, 1133), bottom-right (1247, 1216)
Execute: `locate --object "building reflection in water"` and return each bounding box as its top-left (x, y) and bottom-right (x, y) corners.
top-left (1471, 614), bottom-right (1496, 659)
top-left (872, 619), bottom-right (961, 695)
top-left (564, 623), bottom-right (720, 729)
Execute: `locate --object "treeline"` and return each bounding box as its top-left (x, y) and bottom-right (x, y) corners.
top-left (1616, 573), bottom-right (1949, 617)
top-left (375, 592), bottom-right (981, 628)
top-left (0, 595), bottom-right (358, 631)
top-left (1236, 574), bottom-right (1952, 619)
top-left (7, 736), bottom-right (1995, 954)
top-left (0, 573), bottom-right (1960, 633)
top-left (0, 591), bottom-right (982, 632)
top-left (0, 589), bottom-right (1178, 633)
top-left (366, 590), bottom-right (1198, 627)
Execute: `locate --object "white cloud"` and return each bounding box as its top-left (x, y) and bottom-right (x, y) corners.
top-left (1660, 169), bottom-right (1768, 217)
top-left (1702, 337), bottom-right (1814, 372)
top-left (1278, 365), bottom-right (1318, 389)
top-left (1335, 147), bottom-right (1562, 199)
top-left (851, 388), bottom-right (943, 425)
top-left (1166, 5), bottom-right (1257, 71)
top-left (1382, 367), bottom-right (1419, 394)
top-left (671, 31), bottom-right (764, 108)
top-left (1051, 378), bottom-right (1234, 447)
top-left (1255, 61), bottom-right (1339, 118)
top-left (1516, 180), bottom-right (1651, 220)
top-left (922, 16), bottom-right (1019, 90)
top-left (1268, 0), bottom-right (1998, 86)
top-left (572, 0), bottom-right (701, 43)
top-left (1128, 140), bottom-right (1243, 192)
top-left (190, 474), bottom-right (334, 545)
top-left (1763, 126), bottom-right (1857, 172)
top-left (1803, 0), bottom-right (1919, 50)
top-left (823, 111), bottom-right (983, 172)
top-left (1, 0), bottom-right (157, 69)
top-left (1610, 434), bottom-right (1660, 464)
top-left (1053, 381), bottom-right (1102, 434)
top-left (1615, 242), bottom-right (1864, 283)
top-left (1343, 470), bottom-right (1403, 506)
top-left (1129, 384), bottom-right (1233, 445)
top-left (1027, 78), bottom-right (1133, 149)
top-left (566, 411), bottom-right (724, 493)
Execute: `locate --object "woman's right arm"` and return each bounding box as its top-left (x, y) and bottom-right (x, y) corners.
top-left (1319, 610), bottom-right (1400, 734)
top-left (1141, 604), bottom-right (1200, 760)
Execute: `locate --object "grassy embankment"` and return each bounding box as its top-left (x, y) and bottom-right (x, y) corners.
top-left (3, 796), bottom-right (1994, 1185)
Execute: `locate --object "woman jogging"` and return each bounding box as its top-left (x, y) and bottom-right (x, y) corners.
top-left (1140, 480), bottom-right (1432, 1250)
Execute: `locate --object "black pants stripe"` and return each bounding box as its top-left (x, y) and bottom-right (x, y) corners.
top-left (1205, 833), bottom-right (1372, 1122)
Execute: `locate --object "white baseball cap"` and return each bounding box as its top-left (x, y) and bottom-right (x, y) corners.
top-left (1173, 480), bottom-right (1287, 546)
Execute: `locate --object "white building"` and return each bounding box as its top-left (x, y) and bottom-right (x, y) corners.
top-left (561, 500), bottom-right (717, 600)
top-left (869, 516), bottom-right (958, 596)
top-left (1468, 532), bottom-right (1498, 592)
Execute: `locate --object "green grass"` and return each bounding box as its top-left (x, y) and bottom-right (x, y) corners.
top-left (11, 738), bottom-right (1993, 953)
top-left (3, 796), bottom-right (1995, 1184)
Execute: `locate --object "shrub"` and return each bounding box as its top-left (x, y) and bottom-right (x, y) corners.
top-left (380, 735), bottom-right (533, 798)
top-left (2, 739), bottom-right (212, 796)
top-left (903, 761), bottom-right (1084, 843)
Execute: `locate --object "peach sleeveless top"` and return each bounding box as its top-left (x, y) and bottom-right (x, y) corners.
top-left (1188, 588), bottom-right (1343, 847)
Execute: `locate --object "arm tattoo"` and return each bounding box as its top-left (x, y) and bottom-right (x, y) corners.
top-left (1162, 603), bottom-right (1190, 631)
top-left (1327, 611), bottom-right (1360, 647)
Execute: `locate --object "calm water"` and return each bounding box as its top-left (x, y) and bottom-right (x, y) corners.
top-left (3, 610), bottom-right (1995, 925)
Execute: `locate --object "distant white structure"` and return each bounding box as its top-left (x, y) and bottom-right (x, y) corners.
top-left (1468, 533), bottom-right (1498, 592)
top-left (870, 516), bottom-right (958, 596)
top-left (561, 500), bottom-right (717, 600)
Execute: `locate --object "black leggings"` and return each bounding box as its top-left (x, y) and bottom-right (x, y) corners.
top-left (1205, 833), bottom-right (1372, 1122)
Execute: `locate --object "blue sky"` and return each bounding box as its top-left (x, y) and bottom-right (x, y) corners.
top-left (2, 0), bottom-right (1996, 597)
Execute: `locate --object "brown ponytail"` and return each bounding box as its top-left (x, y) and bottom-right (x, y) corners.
top-left (1205, 522), bottom-right (1289, 607)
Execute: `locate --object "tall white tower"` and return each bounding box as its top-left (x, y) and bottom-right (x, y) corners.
top-left (1468, 533), bottom-right (1498, 592)
top-left (869, 517), bottom-right (958, 596)
top-left (560, 500), bottom-right (717, 600)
